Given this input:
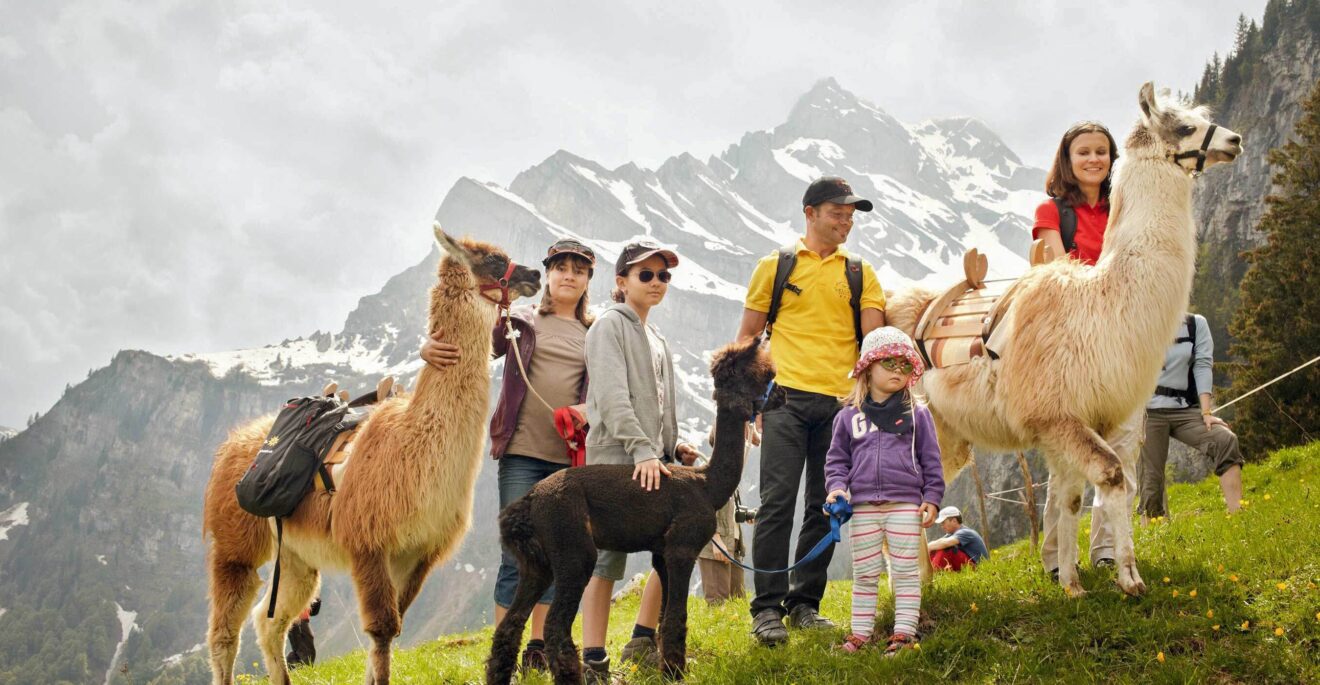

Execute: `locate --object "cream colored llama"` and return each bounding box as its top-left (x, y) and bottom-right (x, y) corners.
top-left (887, 83), bottom-right (1241, 597)
top-left (202, 227), bottom-right (541, 685)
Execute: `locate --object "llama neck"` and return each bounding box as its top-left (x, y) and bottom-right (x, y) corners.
top-left (703, 405), bottom-right (748, 510)
top-left (1090, 154), bottom-right (1198, 393)
top-left (408, 261), bottom-right (497, 420)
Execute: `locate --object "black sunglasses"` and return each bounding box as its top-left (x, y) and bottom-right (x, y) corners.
top-left (637, 269), bottom-right (672, 284)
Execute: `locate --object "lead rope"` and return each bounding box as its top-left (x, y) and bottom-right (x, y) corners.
top-left (503, 307), bottom-right (587, 465)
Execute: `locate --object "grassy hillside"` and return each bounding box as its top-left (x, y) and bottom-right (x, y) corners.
top-left (261, 443), bottom-right (1320, 683)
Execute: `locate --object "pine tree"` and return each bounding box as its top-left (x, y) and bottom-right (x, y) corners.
top-left (1225, 79), bottom-right (1320, 455)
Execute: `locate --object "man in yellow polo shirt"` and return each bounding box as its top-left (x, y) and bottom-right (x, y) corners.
top-left (735, 176), bottom-right (886, 646)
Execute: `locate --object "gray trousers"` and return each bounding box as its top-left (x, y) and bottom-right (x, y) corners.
top-left (1040, 411), bottom-right (1143, 571)
top-left (1138, 407), bottom-right (1244, 518)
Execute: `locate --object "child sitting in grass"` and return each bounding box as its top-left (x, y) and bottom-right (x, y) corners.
top-left (825, 327), bottom-right (944, 655)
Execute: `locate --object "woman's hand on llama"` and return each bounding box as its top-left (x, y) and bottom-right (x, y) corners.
top-left (676, 443), bottom-right (701, 466)
top-left (633, 457), bottom-right (672, 491)
top-left (420, 329), bottom-right (461, 368)
top-left (826, 489), bottom-right (850, 505)
top-left (919, 502), bottom-right (939, 528)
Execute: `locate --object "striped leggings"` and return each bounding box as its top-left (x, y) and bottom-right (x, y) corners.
top-left (849, 501), bottom-right (923, 638)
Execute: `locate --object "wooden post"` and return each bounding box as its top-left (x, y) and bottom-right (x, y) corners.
top-left (969, 453), bottom-right (990, 547)
top-left (1016, 451), bottom-right (1040, 552)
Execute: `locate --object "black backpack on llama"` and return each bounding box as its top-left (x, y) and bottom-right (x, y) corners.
top-left (236, 395), bottom-right (350, 517)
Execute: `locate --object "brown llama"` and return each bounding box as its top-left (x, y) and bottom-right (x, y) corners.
top-left (886, 82), bottom-right (1242, 597)
top-left (202, 226), bottom-right (541, 685)
top-left (486, 336), bottom-right (785, 684)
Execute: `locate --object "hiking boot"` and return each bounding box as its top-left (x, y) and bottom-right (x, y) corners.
top-left (519, 646), bottom-right (548, 673)
top-left (583, 655), bottom-right (611, 684)
top-left (620, 636), bottom-right (659, 667)
top-left (787, 604), bottom-right (836, 630)
top-left (752, 609), bottom-right (788, 647)
top-left (1093, 557), bottom-right (1116, 569)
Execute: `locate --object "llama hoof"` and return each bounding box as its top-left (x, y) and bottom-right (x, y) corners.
top-left (1062, 580), bottom-right (1087, 598)
top-left (661, 656), bottom-right (687, 680)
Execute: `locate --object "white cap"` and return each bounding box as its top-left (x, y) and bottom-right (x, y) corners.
top-left (935, 506), bottom-right (962, 524)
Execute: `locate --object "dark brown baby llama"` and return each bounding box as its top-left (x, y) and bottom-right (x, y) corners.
top-left (486, 335), bottom-right (783, 684)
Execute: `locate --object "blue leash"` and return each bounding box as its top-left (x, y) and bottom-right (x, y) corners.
top-left (709, 499), bottom-right (853, 575)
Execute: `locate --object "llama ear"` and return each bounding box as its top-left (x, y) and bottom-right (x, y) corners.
top-left (1138, 82), bottom-right (1158, 121)
top-left (433, 223), bottom-right (473, 268)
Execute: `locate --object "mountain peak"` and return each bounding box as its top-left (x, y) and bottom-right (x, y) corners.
top-left (787, 77), bottom-right (887, 125)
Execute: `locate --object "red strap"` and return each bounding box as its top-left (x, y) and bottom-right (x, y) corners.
top-left (553, 407), bottom-right (587, 467)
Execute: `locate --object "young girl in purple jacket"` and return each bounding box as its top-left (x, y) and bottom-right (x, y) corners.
top-left (825, 326), bottom-right (944, 655)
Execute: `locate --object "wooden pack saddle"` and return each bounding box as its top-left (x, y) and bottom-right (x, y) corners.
top-left (913, 240), bottom-right (1054, 369)
top-left (313, 376), bottom-right (398, 492)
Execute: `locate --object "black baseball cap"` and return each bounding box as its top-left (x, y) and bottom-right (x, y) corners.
top-left (542, 238), bottom-right (596, 268)
top-left (802, 176), bottom-right (873, 212)
top-left (615, 241), bottom-right (679, 275)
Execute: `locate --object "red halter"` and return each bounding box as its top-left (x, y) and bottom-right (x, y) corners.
top-left (478, 260), bottom-right (518, 310)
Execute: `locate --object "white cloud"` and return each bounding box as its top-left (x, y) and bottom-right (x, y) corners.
top-left (0, 0), bottom-right (1265, 425)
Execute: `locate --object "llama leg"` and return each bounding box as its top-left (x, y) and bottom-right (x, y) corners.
top-left (251, 552), bottom-right (319, 685)
top-left (395, 549), bottom-right (441, 619)
top-left (1102, 412), bottom-right (1146, 595)
top-left (486, 559), bottom-right (553, 685)
top-left (351, 550), bottom-right (401, 685)
top-left (658, 548), bottom-right (698, 680)
top-left (545, 568), bottom-right (591, 685)
top-left (207, 558), bottom-right (262, 685)
top-left (652, 552), bottom-right (670, 630)
top-left (1048, 470), bottom-right (1087, 597)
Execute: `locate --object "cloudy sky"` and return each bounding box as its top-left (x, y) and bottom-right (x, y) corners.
top-left (0, 0), bottom-right (1265, 428)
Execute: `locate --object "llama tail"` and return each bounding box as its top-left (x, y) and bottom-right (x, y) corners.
top-left (487, 497), bottom-right (552, 685)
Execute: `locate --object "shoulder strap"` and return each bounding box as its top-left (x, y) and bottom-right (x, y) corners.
top-left (765, 245), bottom-right (799, 338)
top-left (846, 255), bottom-right (864, 349)
top-left (1052, 197), bottom-right (1077, 253)
top-left (1183, 314), bottom-right (1198, 403)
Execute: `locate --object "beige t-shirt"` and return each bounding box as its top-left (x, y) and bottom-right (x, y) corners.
top-left (505, 314), bottom-right (588, 464)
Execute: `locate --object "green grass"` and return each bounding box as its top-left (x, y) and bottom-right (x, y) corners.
top-left (270, 443), bottom-right (1320, 683)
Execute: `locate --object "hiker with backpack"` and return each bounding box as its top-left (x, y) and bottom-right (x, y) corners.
top-left (735, 176), bottom-right (887, 646)
top-left (420, 238), bottom-right (596, 673)
top-left (1031, 121), bottom-right (1145, 577)
top-left (1137, 313), bottom-right (1244, 521)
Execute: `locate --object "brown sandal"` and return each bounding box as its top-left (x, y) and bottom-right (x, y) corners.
top-left (836, 634), bottom-right (870, 653)
top-left (883, 633), bottom-right (916, 656)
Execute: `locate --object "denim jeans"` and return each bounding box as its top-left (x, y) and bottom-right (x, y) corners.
top-left (493, 454), bottom-right (568, 608)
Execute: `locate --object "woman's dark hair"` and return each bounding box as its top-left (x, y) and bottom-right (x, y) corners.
top-left (538, 253), bottom-right (595, 327)
top-left (1045, 121), bottom-right (1120, 207)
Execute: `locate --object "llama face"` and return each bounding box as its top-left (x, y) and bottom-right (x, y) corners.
top-left (433, 224), bottom-right (542, 301)
top-left (1137, 82), bottom-right (1243, 172)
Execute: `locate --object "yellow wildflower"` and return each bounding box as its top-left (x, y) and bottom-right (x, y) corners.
top-left (1229, 574), bottom-right (1239, 582)
top-left (1206, 609), bottom-right (1214, 618)
top-left (1263, 493), bottom-right (1271, 500)
top-left (1212, 624), bottom-right (1220, 631)
top-left (913, 643), bottom-right (921, 650)
top-left (1172, 590), bottom-right (1180, 597)
top-left (1241, 620), bottom-right (1250, 630)
top-left (971, 602), bottom-right (979, 613)
top-left (1156, 651), bottom-right (1165, 663)
top-left (1162, 576), bottom-right (1171, 584)
top-left (1217, 563), bottom-right (1224, 572)
top-left (1275, 627), bottom-right (1284, 636)
top-left (1189, 589), bottom-right (1197, 598)
top-left (1276, 582), bottom-right (1287, 591)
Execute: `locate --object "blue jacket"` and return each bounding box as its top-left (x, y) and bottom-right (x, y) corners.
top-left (824, 402), bottom-right (945, 507)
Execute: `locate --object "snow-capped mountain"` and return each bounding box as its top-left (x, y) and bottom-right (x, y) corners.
top-left (0, 78), bottom-right (1047, 682)
top-left (175, 77), bottom-right (1043, 441)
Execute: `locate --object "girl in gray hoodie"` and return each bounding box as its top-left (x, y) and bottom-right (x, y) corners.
top-left (578, 241), bottom-right (698, 680)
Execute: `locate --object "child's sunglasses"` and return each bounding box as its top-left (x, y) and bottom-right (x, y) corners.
top-left (877, 357), bottom-right (914, 374)
top-left (637, 269), bottom-right (672, 284)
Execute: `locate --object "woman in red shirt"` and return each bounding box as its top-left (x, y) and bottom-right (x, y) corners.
top-left (1032, 121), bottom-right (1120, 265)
